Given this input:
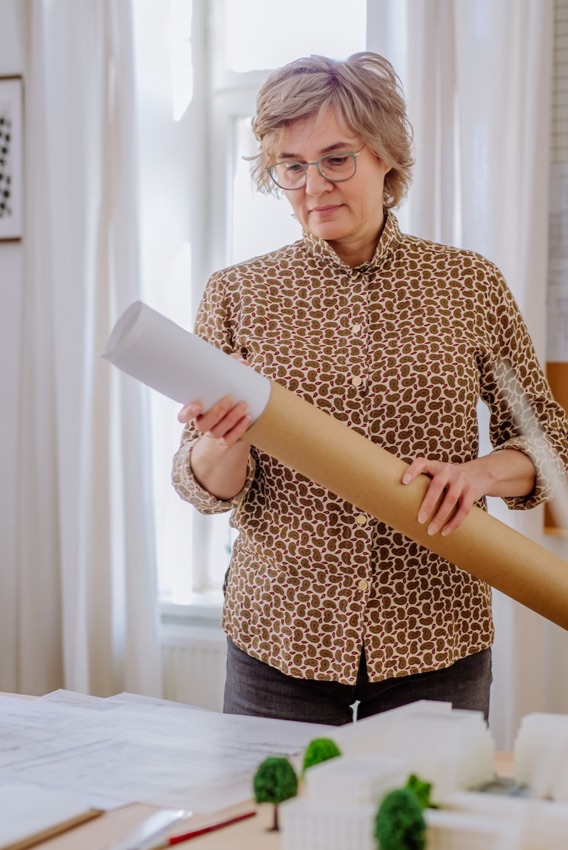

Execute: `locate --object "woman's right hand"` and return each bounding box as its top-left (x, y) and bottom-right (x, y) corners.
top-left (178, 395), bottom-right (252, 447)
top-left (178, 395), bottom-right (252, 500)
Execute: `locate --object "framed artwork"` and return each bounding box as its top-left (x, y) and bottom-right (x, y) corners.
top-left (0, 76), bottom-right (23, 242)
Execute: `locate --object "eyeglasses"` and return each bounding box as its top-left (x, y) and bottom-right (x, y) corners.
top-left (266, 145), bottom-right (366, 190)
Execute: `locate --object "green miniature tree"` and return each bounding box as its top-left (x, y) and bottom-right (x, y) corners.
top-left (301, 737), bottom-right (342, 775)
top-left (374, 788), bottom-right (427, 850)
top-left (404, 773), bottom-right (437, 810)
top-left (253, 756), bottom-right (298, 832)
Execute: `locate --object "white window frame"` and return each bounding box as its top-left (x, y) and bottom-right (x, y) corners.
top-left (184, 3), bottom-right (272, 600)
top-left (207, 2), bottom-right (270, 274)
top-left (156, 0), bottom-right (369, 612)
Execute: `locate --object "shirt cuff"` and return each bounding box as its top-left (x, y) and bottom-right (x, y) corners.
top-left (171, 440), bottom-right (256, 514)
top-left (492, 438), bottom-right (563, 510)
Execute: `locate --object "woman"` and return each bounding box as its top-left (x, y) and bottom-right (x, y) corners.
top-left (172, 52), bottom-right (568, 725)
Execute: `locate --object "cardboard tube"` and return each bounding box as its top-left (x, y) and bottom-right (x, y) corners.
top-left (246, 381), bottom-right (568, 630)
top-left (103, 303), bottom-right (568, 630)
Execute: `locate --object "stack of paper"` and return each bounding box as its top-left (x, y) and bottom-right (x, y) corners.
top-left (0, 690), bottom-right (333, 813)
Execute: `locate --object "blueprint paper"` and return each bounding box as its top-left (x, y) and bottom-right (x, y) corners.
top-left (0, 692), bottom-right (331, 813)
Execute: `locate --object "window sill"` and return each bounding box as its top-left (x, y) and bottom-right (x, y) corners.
top-left (160, 591), bottom-right (224, 631)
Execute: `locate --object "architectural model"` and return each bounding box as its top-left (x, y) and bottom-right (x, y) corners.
top-left (279, 701), bottom-right (568, 850)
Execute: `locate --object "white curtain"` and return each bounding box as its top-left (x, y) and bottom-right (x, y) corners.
top-left (14, 0), bottom-right (162, 697)
top-left (368, 0), bottom-right (566, 749)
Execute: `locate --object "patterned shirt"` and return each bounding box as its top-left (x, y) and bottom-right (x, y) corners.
top-left (172, 212), bottom-right (568, 685)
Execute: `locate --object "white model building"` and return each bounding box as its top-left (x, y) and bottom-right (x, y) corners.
top-left (444, 791), bottom-right (568, 850)
top-left (304, 754), bottom-right (409, 807)
top-left (514, 712), bottom-right (568, 802)
top-left (279, 702), bottom-right (568, 850)
top-left (333, 700), bottom-right (495, 799)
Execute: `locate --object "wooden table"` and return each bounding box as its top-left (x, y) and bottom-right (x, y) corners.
top-left (37, 799), bottom-right (276, 849)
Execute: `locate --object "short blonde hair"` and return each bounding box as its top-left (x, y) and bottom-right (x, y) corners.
top-left (250, 52), bottom-right (414, 209)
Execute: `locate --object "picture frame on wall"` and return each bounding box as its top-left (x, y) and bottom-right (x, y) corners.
top-left (0, 76), bottom-right (23, 242)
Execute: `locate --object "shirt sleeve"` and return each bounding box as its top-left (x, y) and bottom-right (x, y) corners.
top-left (170, 271), bottom-right (257, 515)
top-left (171, 431), bottom-right (257, 515)
top-left (478, 265), bottom-right (568, 510)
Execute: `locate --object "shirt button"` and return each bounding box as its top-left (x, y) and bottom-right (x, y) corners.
top-left (352, 323), bottom-right (362, 334)
top-left (358, 579), bottom-right (369, 591)
top-left (356, 514), bottom-right (367, 526)
top-left (351, 375), bottom-right (363, 388)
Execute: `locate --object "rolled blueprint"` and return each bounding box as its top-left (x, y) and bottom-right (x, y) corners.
top-left (103, 302), bottom-right (568, 630)
top-left (102, 301), bottom-right (272, 423)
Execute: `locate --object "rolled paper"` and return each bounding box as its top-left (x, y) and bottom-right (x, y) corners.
top-left (103, 302), bottom-right (568, 630)
top-left (102, 301), bottom-right (272, 423)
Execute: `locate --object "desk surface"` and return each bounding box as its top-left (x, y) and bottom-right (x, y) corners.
top-left (39, 800), bottom-right (276, 849)
top-left (1, 695), bottom-right (513, 849)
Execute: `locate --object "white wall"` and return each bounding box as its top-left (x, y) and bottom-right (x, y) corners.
top-left (0, 0), bottom-right (23, 691)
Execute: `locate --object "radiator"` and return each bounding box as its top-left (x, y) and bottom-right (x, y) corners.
top-left (161, 624), bottom-right (227, 712)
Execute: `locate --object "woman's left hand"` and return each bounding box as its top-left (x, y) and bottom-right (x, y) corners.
top-left (402, 449), bottom-right (537, 536)
top-left (401, 458), bottom-right (488, 537)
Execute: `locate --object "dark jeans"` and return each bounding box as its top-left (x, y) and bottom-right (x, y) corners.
top-left (223, 638), bottom-right (492, 725)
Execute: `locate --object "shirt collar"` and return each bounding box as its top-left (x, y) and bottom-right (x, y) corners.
top-left (302, 210), bottom-right (402, 272)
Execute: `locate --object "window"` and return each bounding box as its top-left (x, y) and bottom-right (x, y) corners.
top-left (223, 0), bottom-right (366, 74)
top-left (134, 0), bottom-right (367, 606)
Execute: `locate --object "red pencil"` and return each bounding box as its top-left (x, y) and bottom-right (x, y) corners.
top-left (167, 810), bottom-right (257, 844)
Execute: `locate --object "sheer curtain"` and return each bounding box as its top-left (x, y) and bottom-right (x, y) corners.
top-left (14, 0), bottom-right (162, 697)
top-left (368, 0), bottom-right (563, 748)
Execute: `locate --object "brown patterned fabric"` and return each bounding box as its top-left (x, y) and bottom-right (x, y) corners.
top-left (172, 212), bottom-right (568, 685)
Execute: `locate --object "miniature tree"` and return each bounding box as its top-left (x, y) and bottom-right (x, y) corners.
top-left (404, 773), bottom-right (437, 810)
top-left (253, 755), bottom-right (298, 832)
top-left (301, 736), bottom-right (342, 775)
top-left (374, 788), bottom-right (427, 850)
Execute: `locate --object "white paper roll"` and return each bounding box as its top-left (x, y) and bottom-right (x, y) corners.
top-left (102, 301), bottom-right (272, 422)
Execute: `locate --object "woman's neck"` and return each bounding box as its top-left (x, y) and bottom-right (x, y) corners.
top-left (327, 215), bottom-right (386, 268)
